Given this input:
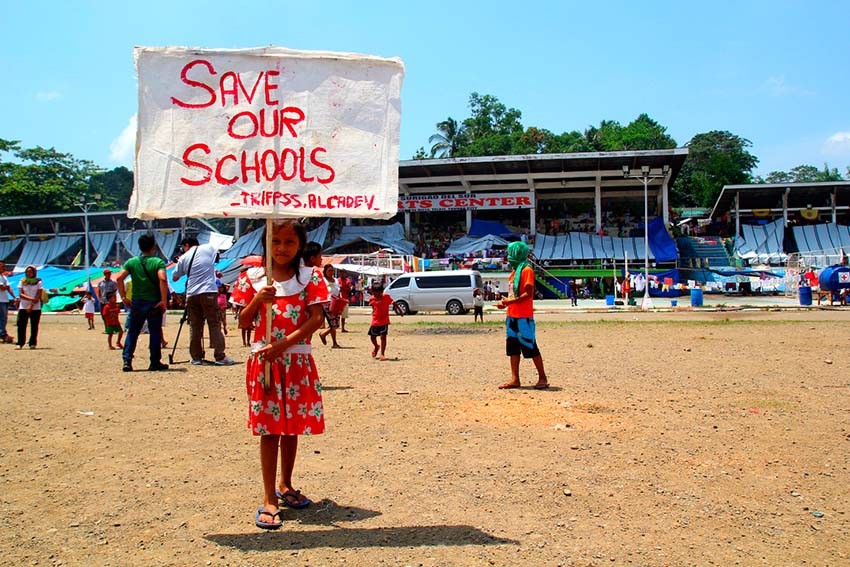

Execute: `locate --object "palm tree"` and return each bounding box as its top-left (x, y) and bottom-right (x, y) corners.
top-left (428, 117), bottom-right (465, 158)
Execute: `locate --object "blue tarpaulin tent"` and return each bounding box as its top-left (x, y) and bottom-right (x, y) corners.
top-left (468, 220), bottom-right (514, 238)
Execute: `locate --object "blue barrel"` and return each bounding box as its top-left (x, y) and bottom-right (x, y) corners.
top-left (799, 286), bottom-right (812, 306)
top-left (690, 288), bottom-right (704, 307)
top-left (605, 295), bottom-right (615, 306)
top-left (671, 299), bottom-right (678, 307)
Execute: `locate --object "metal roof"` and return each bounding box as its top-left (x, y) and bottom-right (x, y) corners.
top-left (711, 181), bottom-right (850, 219)
top-left (0, 210), bottom-right (219, 238)
top-left (399, 149), bottom-right (688, 201)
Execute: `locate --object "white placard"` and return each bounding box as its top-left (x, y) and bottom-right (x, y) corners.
top-left (131, 46), bottom-right (405, 220)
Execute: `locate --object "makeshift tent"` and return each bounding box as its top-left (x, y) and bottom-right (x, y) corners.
top-left (325, 223), bottom-right (414, 255)
top-left (467, 219), bottom-right (514, 238)
top-left (152, 230), bottom-right (181, 261)
top-left (533, 217), bottom-right (677, 262)
top-left (793, 224), bottom-right (850, 266)
top-left (331, 263), bottom-right (402, 276)
top-left (221, 228), bottom-right (265, 259)
top-left (647, 217), bottom-right (678, 262)
top-left (197, 230), bottom-right (234, 251)
top-left (168, 258), bottom-right (236, 295)
top-left (534, 233), bottom-right (648, 260)
top-left (119, 231), bottom-right (142, 257)
top-left (90, 233), bottom-right (117, 267)
top-left (445, 234), bottom-right (509, 256)
top-left (13, 235), bottom-right (81, 270)
top-left (0, 239), bottom-right (23, 262)
top-left (306, 220), bottom-right (330, 247)
top-left (221, 224), bottom-right (324, 260)
top-left (735, 219), bottom-right (786, 264)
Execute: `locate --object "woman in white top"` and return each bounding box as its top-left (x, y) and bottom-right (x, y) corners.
top-left (17, 265), bottom-right (45, 349)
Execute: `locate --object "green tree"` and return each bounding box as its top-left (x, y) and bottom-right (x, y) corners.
top-left (763, 170), bottom-right (793, 184)
top-left (0, 140), bottom-right (103, 216)
top-left (89, 166), bottom-right (134, 210)
top-left (671, 131), bottom-right (759, 207)
top-left (456, 93), bottom-right (524, 157)
top-left (583, 120), bottom-right (624, 151)
top-left (428, 117), bottom-right (466, 158)
top-left (620, 113), bottom-right (677, 150)
top-left (411, 147), bottom-right (428, 160)
top-left (762, 163), bottom-right (845, 184)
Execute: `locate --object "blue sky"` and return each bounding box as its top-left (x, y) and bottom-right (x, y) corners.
top-left (1, 0), bottom-right (848, 177)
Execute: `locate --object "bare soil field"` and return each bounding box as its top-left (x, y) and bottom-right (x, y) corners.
top-left (1, 309), bottom-right (848, 566)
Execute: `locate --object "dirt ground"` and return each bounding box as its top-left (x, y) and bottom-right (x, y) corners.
top-left (1, 308), bottom-right (849, 566)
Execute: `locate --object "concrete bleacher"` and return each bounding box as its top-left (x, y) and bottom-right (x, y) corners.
top-left (677, 237), bottom-right (732, 268)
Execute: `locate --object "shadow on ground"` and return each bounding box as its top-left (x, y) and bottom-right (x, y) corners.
top-left (207, 512), bottom-right (516, 550)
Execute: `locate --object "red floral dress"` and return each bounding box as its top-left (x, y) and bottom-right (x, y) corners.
top-left (243, 266), bottom-right (329, 436)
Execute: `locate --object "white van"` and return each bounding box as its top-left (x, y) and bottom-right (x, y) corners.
top-left (386, 269), bottom-right (483, 315)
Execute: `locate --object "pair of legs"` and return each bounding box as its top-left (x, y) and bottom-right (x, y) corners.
top-left (86, 314), bottom-right (95, 330)
top-left (108, 330), bottom-right (124, 349)
top-left (0, 302), bottom-right (11, 341)
top-left (474, 306), bottom-right (484, 323)
top-left (499, 316), bottom-right (548, 389)
top-left (319, 307), bottom-right (341, 347)
top-left (122, 299), bottom-right (164, 369)
top-left (16, 309), bottom-right (41, 348)
top-left (499, 354), bottom-right (548, 389)
top-left (187, 292), bottom-right (227, 362)
top-left (370, 334), bottom-right (388, 360)
top-left (257, 435), bottom-right (304, 527)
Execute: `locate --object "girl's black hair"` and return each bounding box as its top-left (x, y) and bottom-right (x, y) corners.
top-left (265, 220), bottom-right (308, 282)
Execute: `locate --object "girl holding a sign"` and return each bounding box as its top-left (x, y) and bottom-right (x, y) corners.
top-left (239, 220), bottom-right (330, 530)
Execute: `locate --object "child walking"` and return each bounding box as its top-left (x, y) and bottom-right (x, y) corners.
top-left (102, 292), bottom-right (124, 349)
top-left (368, 280), bottom-right (400, 360)
top-left (472, 288), bottom-right (485, 323)
top-left (238, 220), bottom-right (330, 531)
top-left (495, 241), bottom-right (549, 390)
top-left (82, 292), bottom-right (96, 330)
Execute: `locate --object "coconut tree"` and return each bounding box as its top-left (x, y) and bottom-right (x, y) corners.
top-left (428, 117), bottom-right (466, 158)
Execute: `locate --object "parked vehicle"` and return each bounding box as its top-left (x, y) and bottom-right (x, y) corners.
top-left (386, 269), bottom-right (483, 315)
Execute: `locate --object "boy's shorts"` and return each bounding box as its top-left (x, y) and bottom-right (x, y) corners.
top-left (105, 325), bottom-right (123, 335)
top-left (505, 316), bottom-right (540, 358)
top-left (368, 324), bottom-right (388, 337)
top-left (85, 313), bottom-right (94, 320)
top-left (473, 306), bottom-right (484, 316)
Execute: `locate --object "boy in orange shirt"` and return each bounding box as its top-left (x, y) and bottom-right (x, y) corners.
top-left (495, 242), bottom-right (549, 390)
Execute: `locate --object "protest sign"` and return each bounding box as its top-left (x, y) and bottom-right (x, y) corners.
top-left (131, 47), bottom-right (405, 220)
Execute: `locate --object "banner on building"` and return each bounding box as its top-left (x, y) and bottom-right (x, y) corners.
top-left (398, 192), bottom-right (534, 212)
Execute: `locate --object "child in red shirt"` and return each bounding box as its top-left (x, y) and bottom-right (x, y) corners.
top-left (367, 280), bottom-right (401, 360)
top-left (102, 292), bottom-right (124, 350)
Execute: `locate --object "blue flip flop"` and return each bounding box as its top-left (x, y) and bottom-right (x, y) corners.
top-left (276, 489), bottom-right (312, 509)
top-left (255, 507), bottom-right (283, 530)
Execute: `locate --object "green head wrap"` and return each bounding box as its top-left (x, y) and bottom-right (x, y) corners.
top-left (507, 241), bottom-right (530, 296)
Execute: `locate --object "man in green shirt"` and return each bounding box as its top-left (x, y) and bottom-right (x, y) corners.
top-left (116, 233), bottom-right (169, 372)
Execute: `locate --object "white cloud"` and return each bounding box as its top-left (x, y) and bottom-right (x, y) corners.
top-left (109, 115), bottom-right (137, 165)
top-left (822, 131), bottom-right (850, 157)
top-left (763, 75), bottom-right (815, 97)
top-left (35, 91), bottom-right (61, 102)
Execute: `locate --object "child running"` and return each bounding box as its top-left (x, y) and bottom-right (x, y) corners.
top-left (102, 292), bottom-right (124, 349)
top-left (82, 292), bottom-right (96, 330)
top-left (238, 220), bottom-right (330, 531)
top-left (495, 241), bottom-right (549, 390)
top-left (367, 280), bottom-right (401, 360)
